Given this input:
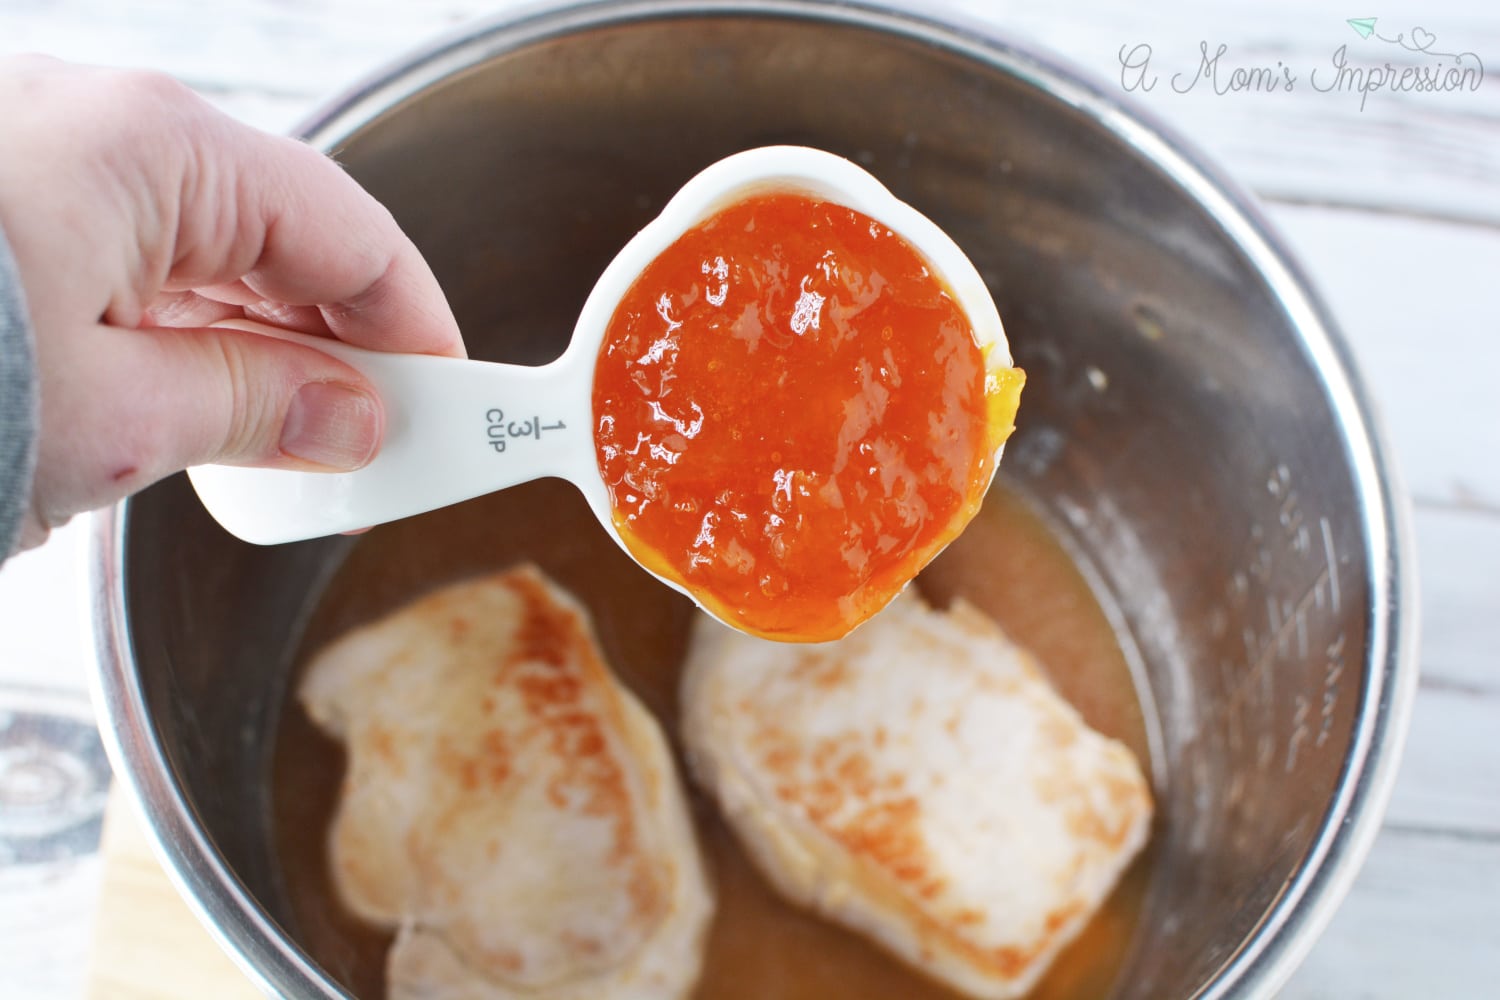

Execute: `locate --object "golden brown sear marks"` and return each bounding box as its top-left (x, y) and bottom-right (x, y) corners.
top-left (680, 590), bottom-right (1152, 1000)
top-left (299, 566), bottom-right (713, 1000)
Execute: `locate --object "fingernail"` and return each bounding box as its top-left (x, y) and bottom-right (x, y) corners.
top-left (280, 382), bottom-right (380, 470)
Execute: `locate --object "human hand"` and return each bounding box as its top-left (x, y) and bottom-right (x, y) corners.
top-left (0, 56), bottom-right (465, 552)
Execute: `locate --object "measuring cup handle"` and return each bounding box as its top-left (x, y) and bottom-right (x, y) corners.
top-left (186, 320), bottom-right (595, 545)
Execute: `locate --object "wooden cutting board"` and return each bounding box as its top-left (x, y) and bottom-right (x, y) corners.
top-left (86, 786), bottom-right (262, 999)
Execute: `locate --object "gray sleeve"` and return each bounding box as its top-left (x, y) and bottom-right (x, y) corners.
top-left (0, 222), bottom-right (39, 561)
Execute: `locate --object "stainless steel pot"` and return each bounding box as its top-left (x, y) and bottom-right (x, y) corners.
top-left (90, 1), bottom-right (1418, 997)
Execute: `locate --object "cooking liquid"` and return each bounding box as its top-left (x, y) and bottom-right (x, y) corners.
top-left (271, 479), bottom-right (1155, 1000)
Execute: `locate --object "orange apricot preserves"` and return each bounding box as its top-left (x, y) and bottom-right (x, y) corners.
top-left (591, 192), bottom-right (1023, 641)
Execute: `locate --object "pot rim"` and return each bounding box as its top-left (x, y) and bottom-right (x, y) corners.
top-left (89, 2), bottom-right (1419, 998)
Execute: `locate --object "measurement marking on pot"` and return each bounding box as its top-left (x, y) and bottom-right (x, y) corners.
top-left (1217, 468), bottom-right (1348, 775)
top-left (1247, 569), bottom-right (1336, 686)
top-left (1320, 516), bottom-right (1342, 615)
top-left (1288, 694), bottom-right (1311, 772)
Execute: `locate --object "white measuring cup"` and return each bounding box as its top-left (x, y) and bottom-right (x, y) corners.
top-left (188, 145), bottom-right (1012, 605)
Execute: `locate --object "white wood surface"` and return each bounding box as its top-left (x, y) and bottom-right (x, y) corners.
top-left (0, 0), bottom-right (1496, 997)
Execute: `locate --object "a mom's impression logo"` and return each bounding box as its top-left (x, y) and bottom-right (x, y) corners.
top-left (1118, 18), bottom-right (1485, 111)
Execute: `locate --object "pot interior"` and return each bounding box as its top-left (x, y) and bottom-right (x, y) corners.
top-left (120, 7), bottom-right (1373, 998)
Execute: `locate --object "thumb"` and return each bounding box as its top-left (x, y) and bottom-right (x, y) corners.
top-left (29, 323), bottom-right (384, 533)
